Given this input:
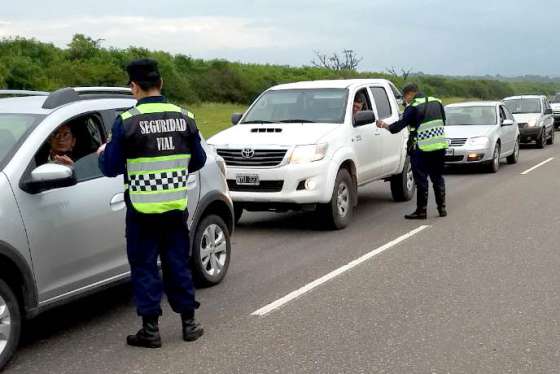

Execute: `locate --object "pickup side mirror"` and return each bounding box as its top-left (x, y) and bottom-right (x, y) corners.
top-left (354, 110), bottom-right (376, 127)
top-left (501, 119), bottom-right (514, 126)
top-left (545, 108), bottom-right (553, 115)
top-left (23, 163), bottom-right (77, 193)
top-left (231, 113), bottom-right (243, 125)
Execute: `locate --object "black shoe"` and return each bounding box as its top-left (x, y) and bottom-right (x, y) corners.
top-left (404, 210), bottom-right (427, 220)
top-left (438, 206), bottom-right (447, 217)
top-left (127, 317), bottom-right (162, 348)
top-left (182, 315), bottom-right (204, 342)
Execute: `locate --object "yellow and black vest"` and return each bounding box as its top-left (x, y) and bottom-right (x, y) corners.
top-left (409, 96), bottom-right (448, 152)
top-left (121, 102), bottom-right (195, 214)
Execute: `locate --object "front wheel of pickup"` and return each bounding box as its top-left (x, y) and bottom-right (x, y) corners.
top-left (318, 169), bottom-right (354, 230)
top-left (390, 156), bottom-right (415, 202)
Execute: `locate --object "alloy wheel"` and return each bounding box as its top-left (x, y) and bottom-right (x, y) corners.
top-left (336, 182), bottom-right (350, 218)
top-left (0, 294), bottom-right (11, 356)
top-left (199, 224), bottom-right (228, 277)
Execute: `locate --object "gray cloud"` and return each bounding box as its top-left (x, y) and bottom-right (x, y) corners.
top-left (1, 0), bottom-right (559, 76)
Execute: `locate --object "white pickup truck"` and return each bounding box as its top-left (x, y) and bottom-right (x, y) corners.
top-left (208, 79), bottom-right (414, 229)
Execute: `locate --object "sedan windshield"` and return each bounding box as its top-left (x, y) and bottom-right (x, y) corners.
top-left (0, 113), bottom-right (45, 167)
top-left (445, 106), bottom-right (497, 126)
top-left (503, 98), bottom-right (542, 114)
top-left (241, 89), bottom-right (348, 124)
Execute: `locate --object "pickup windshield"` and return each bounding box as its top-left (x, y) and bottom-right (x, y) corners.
top-left (503, 98), bottom-right (542, 114)
top-left (241, 89), bottom-right (348, 124)
top-left (0, 113), bottom-right (45, 167)
top-left (445, 106), bottom-right (497, 126)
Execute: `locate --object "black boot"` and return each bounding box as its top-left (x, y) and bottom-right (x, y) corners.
top-left (127, 316), bottom-right (162, 348)
top-left (405, 208), bottom-right (427, 220)
top-left (406, 188), bottom-right (428, 220)
top-left (181, 311), bottom-right (204, 342)
top-left (434, 185), bottom-right (447, 217)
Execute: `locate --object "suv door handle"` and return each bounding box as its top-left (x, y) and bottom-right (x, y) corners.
top-left (110, 193), bottom-right (125, 211)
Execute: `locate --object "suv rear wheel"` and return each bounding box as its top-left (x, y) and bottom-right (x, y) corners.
top-left (0, 279), bottom-right (21, 371)
top-left (192, 215), bottom-right (231, 287)
top-left (390, 156), bottom-right (415, 202)
top-left (318, 169), bottom-right (354, 230)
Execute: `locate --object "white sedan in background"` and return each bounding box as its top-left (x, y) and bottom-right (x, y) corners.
top-left (444, 102), bottom-right (520, 173)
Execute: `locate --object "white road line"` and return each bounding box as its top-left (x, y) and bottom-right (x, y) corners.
top-left (251, 225), bottom-right (431, 317)
top-left (521, 157), bottom-right (555, 175)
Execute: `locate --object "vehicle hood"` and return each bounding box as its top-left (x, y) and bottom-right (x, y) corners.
top-left (208, 123), bottom-right (340, 146)
top-left (512, 113), bottom-right (540, 123)
top-left (445, 125), bottom-right (496, 139)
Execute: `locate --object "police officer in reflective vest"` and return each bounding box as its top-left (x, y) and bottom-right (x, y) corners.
top-left (377, 83), bottom-right (448, 219)
top-left (97, 58), bottom-right (206, 348)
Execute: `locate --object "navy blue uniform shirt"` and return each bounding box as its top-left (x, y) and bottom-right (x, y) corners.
top-left (387, 93), bottom-right (446, 134)
top-left (99, 95), bottom-right (207, 177)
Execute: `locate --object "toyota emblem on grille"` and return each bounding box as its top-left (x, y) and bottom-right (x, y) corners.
top-left (241, 148), bottom-right (255, 159)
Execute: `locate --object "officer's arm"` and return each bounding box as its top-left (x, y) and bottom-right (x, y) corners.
top-left (387, 106), bottom-right (417, 134)
top-left (187, 118), bottom-right (207, 173)
top-left (98, 116), bottom-right (126, 177)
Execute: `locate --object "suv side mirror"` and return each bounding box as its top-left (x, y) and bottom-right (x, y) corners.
top-left (545, 108), bottom-right (553, 115)
top-left (501, 119), bottom-right (514, 127)
top-left (24, 163), bottom-right (77, 193)
top-left (354, 110), bottom-right (376, 127)
top-left (231, 113), bottom-right (243, 125)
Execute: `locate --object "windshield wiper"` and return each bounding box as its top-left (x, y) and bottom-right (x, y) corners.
top-left (278, 119), bottom-right (316, 123)
top-left (241, 120), bottom-right (273, 124)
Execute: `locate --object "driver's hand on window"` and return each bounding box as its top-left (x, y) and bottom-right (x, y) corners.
top-left (54, 154), bottom-right (74, 166)
top-left (96, 143), bottom-right (107, 156)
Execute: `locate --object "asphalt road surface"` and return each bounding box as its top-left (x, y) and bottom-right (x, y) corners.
top-left (5, 141), bottom-right (560, 374)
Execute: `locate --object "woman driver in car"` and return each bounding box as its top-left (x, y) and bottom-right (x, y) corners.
top-left (48, 124), bottom-right (76, 166)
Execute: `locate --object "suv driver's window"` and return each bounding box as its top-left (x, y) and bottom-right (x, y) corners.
top-left (34, 114), bottom-right (106, 183)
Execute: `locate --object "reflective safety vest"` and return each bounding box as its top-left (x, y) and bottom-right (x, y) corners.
top-left (409, 97), bottom-right (448, 152)
top-left (121, 102), bottom-right (196, 214)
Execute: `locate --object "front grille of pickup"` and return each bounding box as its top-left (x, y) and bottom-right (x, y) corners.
top-left (227, 180), bottom-right (284, 192)
top-left (217, 148), bottom-right (288, 167)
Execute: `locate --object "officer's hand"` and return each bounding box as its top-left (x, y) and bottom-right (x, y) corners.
top-left (96, 143), bottom-right (107, 156)
top-left (376, 120), bottom-right (387, 129)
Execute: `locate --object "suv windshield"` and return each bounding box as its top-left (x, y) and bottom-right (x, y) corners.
top-left (503, 98), bottom-right (542, 114)
top-left (445, 106), bottom-right (497, 126)
top-left (0, 113), bottom-right (45, 167)
top-left (241, 89), bottom-right (348, 124)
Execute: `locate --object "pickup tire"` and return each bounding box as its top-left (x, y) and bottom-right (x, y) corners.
top-left (0, 279), bottom-right (21, 371)
top-left (318, 169), bottom-right (354, 230)
top-left (391, 156), bottom-right (415, 202)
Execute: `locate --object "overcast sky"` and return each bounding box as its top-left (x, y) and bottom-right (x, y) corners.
top-left (1, 0), bottom-right (558, 76)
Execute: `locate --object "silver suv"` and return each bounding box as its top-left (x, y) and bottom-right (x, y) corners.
top-left (0, 88), bottom-right (234, 370)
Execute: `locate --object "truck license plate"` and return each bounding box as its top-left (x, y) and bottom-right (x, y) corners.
top-left (236, 175), bottom-right (260, 186)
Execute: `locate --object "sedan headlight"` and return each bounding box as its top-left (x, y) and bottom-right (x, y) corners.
top-left (290, 144), bottom-right (329, 164)
top-left (466, 136), bottom-right (489, 148)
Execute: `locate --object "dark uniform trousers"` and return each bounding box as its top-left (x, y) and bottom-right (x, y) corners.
top-left (410, 149), bottom-right (446, 210)
top-left (125, 209), bottom-right (198, 317)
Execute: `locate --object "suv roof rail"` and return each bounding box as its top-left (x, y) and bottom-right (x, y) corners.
top-left (42, 87), bottom-right (133, 109)
top-left (0, 90), bottom-right (49, 98)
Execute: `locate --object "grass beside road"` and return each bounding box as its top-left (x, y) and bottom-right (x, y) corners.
top-left (189, 102), bottom-right (247, 138)
top-left (188, 98), bottom-right (476, 138)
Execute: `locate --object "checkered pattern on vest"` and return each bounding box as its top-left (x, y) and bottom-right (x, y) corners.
top-left (417, 127), bottom-right (445, 140)
top-left (129, 170), bottom-right (189, 192)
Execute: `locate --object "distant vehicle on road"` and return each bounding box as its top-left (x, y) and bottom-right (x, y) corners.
top-left (503, 95), bottom-right (555, 148)
top-left (208, 79), bottom-right (414, 230)
top-left (0, 88), bottom-right (234, 370)
top-left (548, 93), bottom-right (560, 129)
top-left (444, 102), bottom-right (520, 173)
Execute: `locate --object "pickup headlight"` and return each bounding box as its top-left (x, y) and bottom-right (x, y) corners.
top-left (466, 136), bottom-right (489, 148)
top-left (290, 144), bottom-right (328, 164)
